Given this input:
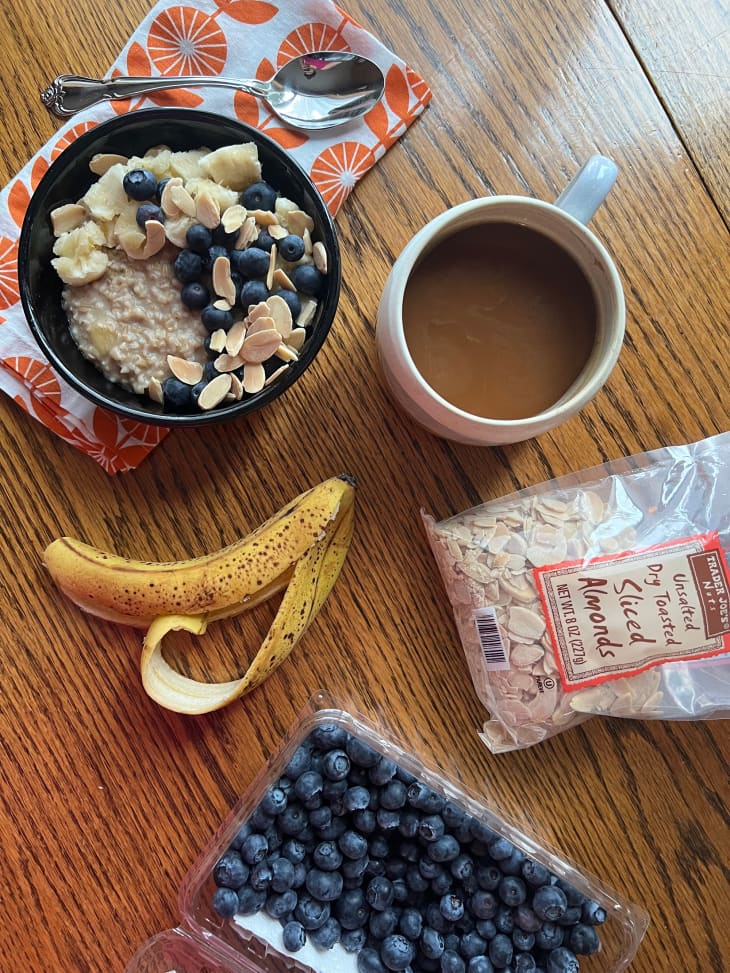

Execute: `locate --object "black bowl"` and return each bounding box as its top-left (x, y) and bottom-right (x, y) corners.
top-left (18, 108), bottom-right (340, 427)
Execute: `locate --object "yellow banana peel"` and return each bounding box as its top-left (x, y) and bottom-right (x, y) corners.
top-left (44, 474), bottom-right (356, 713)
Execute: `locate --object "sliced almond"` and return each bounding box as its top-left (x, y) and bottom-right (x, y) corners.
top-left (266, 243), bottom-right (277, 290)
top-left (312, 241), bottom-right (328, 274)
top-left (240, 328), bottom-right (281, 363)
top-left (246, 208), bottom-right (277, 226)
top-left (213, 298), bottom-right (232, 312)
top-left (275, 343), bottom-right (299, 363)
top-left (209, 329), bottom-right (227, 354)
top-left (167, 355), bottom-right (203, 385)
top-left (140, 219), bottom-right (167, 259)
top-left (89, 152), bottom-right (128, 176)
top-left (235, 216), bottom-right (258, 248)
top-left (264, 363), bottom-right (289, 386)
top-left (147, 377), bottom-right (164, 404)
top-left (273, 267), bottom-right (296, 291)
top-left (214, 353), bottom-right (244, 372)
top-left (160, 177), bottom-right (185, 217)
top-left (287, 327), bottom-right (307, 351)
top-left (225, 320), bottom-right (247, 357)
top-left (169, 183), bottom-right (197, 218)
top-left (242, 362), bottom-right (266, 394)
top-left (266, 294), bottom-right (293, 338)
top-left (221, 204), bottom-right (246, 233)
top-left (196, 188), bottom-right (221, 229)
top-left (197, 373), bottom-right (232, 410)
top-left (229, 373), bottom-right (244, 400)
top-left (286, 209), bottom-right (315, 236)
top-left (246, 301), bottom-right (271, 323)
top-left (298, 297), bottom-right (318, 328)
top-left (303, 227), bottom-right (313, 255)
top-left (245, 314), bottom-right (277, 336)
top-left (268, 224), bottom-right (288, 240)
top-left (50, 203), bottom-right (88, 236)
top-left (212, 255), bottom-right (237, 306)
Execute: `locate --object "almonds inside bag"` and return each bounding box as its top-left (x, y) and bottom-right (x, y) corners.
top-left (423, 433), bottom-right (730, 753)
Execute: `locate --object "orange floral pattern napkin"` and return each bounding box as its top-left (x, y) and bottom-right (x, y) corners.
top-left (0, 0), bottom-right (431, 473)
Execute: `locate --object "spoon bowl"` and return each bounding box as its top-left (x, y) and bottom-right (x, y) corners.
top-left (41, 51), bottom-right (386, 131)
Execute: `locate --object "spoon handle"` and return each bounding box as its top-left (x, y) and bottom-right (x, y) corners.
top-left (41, 74), bottom-right (269, 118)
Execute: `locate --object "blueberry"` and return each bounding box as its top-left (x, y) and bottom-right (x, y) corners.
top-left (201, 304), bottom-right (234, 335)
top-left (556, 906), bottom-right (582, 927)
top-left (278, 804), bottom-right (307, 836)
top-left (420, 926), bottom-right (445, 959)
top-left (440, 950), bottom-right (467, 973)
top-left (345, 735), bottom-right (381, 768)
top-left (487, 836), bottom-right (515, 862)
top-left (204, 244), bottom-right (229, 271)
top-left (399, 907), bottom-right (423, 940)
top-left (369, 907), bottom-right (399, 940)
top-left (532, 885), bottom-right (568, 922)
top-left (357, 947), bottom-right (388, 972)
top-left (428, 835), bottom-right (461, 863)
top-left (237, 885), bottom-right (267, 915)
top-left (242, 180), bottom-right (278, 211)
top-left (488, 932), bottom-right (513, 968)
top-left (334, 887), bottom-right (369, 928)
top-left (366, 875), bottom-right (395, 911)
top-left (310, 805), bottom-right (333, 830)
top-left (377, 808), bottom-right (402, 831)
top-left (295, 894), bottom-right (330, 930)
top-left (545, 947), bottom-right (580, 973)
top-left (278, 233), bottom-right (306, 262)
top-left (249, 806), bottom-right (274, 832)
top-left (213, 850), bottom-right (249, 889)
top-left (291, 262), bottom-right (325, 297)
top-left (534, 923), bottom-right (564, 951)
top-left (494, 905), bottom-right (514, 935)
top-left (418, 814), bottom-right (446, 842)
top-left (294, 770), bottom-right (323, 803)
top-left (173, 249), bottom-right (203, 284)
top-left (123, 168), bottom-right (157, 200)
top-left (498, 876), bottom-right (527, 906)
top-left (339, 829), bottom-right (368, 860)
top-left (161, 377), bottom-right (193, 411)
top-left (155, 177), bottom-right (170, 204)
top-left (185, 223), bottom-right (213, 254)
top-left (521, 860), bottom-right (552, 887)
top-left (440, 894), bottom-right (465, 922)
top-left (317, 816), bottom-right (348, 840)
top-left (342, 927), bottom-right (368, 952)
top-left (501, 847), bottom-right (527, 876)
top-left (460, 930), bottom-right (488, 958)
top-left (239, 278), bottom-right (270, 309)
top-left (249, 860), bottom-right (274, 891)
top-left (322, 748), bottom-right (351, 781)
top-left (581, 900), bottom-right (607, 925)
top-left (284, 745), bottom-right (312, 779)
top-left (212, 222), bottom-right (240, 248)
top-left (468, 959), bottom-right (495, 973)
top-left (567, 923), bottom-right (600, 955)
top-left (309, 916), bottom-right (341, 948)
top-left (282, 919), bottom-right (306, 952)
top-left (136, 203), bottom-right (165, 229)
top-left (240, 832), bottom-right (269, 865)
top-left (343, 785), bottom-right (371, 812)
top-left (451, 853), bottom-right (475, 883)
top-left (310, 723), bottom-right (349, 749)
top-left (342, 855), bottom-right (370, 883)
top-left (477, 865), bottom-right (502, 891)
top-left (512, 927), bottom-right (535, 952)
top-left (419, 856), bottom-right (443, 881)
top-left (352, 809), bottom-right (378, 834)
top-left (256, 228), bottom-right (276, 252)
top-left (180, 281), bottom-right (210, 310)
top-left (469, 890), bottom-right (498, 920)
top-left (265, 887), bottom-right (297, 918)
top-left (282, 837), bottom-right (307, 864)
top-left (260, 785), bottom-right (287, 817)
top-left (514, 955), bottom-right (537, 973)
top-left (406, 782), bottom-right (445, 814)
top-left (513, 905), bottom-right (542, 933)
top-left (313, 840), bottom-right (343, 872)
top-left (270, 856), bottom-right (296, 892)
top-left (475, 919), bottom-right (497, 940)
top-left (306, 868), bottom-right (343, 902)
top-left (212, 886), bottom-right (239, 918)
top-left (379, 933), bottom-right (415, 971)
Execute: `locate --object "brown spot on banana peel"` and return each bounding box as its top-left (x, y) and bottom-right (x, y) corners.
top-left (43, 475), bottom-right (355, 623)
top-left (139, 481), bottom-right (355, 714)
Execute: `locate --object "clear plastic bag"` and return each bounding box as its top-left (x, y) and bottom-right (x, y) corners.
top-left (423, 433), bottom-right (730, 753)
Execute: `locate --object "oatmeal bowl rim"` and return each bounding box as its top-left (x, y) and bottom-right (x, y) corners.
top-left (17, 107), bottom-right (341, 428)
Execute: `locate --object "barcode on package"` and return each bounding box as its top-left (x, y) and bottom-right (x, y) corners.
top-left (474, 607), bottom-right (509, 670)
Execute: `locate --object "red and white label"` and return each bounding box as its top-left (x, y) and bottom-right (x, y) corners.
top-left (534, 531), bottom-right (730, 690)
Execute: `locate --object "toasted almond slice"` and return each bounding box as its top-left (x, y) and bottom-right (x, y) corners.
top-left (266, 294), bottom-right (293, 338)
top-left (209, 328), bottom-right (227, 353)
top-left (266, 243), bottom-right (277, 290)
top-left (298, 297), bottom-right (318, 328)
top-left (140, 219), bottom-right (167, 258)
top-left (264, 363), bottom-right (289, 386)
top-left (303, 227), bottom-right (313, 255)
top-left (222, 204), bottom-right (246, 233)
top-left (275, 343), bottom-right (299, 362)
top-left (196, 188), bottom-right (220, 229)
top-left (245, 314), bottom-right (276, 336)
top-left (246, 208), bottom-right (277, 226)
top-left (287, 327), bottom-right (307, 351)
top-left (167, 355), bottom-right (204, 385)
top-left (160, 177), bottom-right (185, 217)
top-left (89, 153), bottom-right (128, 175)
top-left (241, 328), bottom-right (281, 363)
top-left (272, 267), bottom-right (296, 291)
top-left (169, 183), bottom-right (197, 218)
top-left (197, 373), bottom-right (232, 410)
top-left (312, 241), bottom-right (328, 274)
top-left (235, 215), bottom-right (258, 248)
top-left (287, 209), bottom-right (315, 236)
top-left (242, 362), bottom-right (266, 394)
top-left (213, 298), bottom-right (232, 311)
top-left (246, 301), bottom-right (271, 323)
top-left (268, 224), bottom-right (288, 240)
top-left (50, 203), bottom-right (88, 236)
top-left (212, 255), bottom-right (237, 306)
top-left (225, 320), bottom-right (247, 357)
top-left (214, 353), bottom-right (244, 372)
top-left (229, 373), bottom-right (244, 400)
top-left (147, 377), bottom-right (164, 404)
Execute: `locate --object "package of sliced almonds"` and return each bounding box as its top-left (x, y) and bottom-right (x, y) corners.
top-left (423, 433), bottom-right (730, 752)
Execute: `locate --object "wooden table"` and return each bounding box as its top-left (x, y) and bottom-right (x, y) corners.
top-left (1, 0), bottom-right (728, 970)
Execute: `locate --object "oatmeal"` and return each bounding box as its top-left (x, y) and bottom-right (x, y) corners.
top-left (63, 245), bottom-right (206, 395)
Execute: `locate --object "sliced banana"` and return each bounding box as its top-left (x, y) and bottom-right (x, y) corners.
top-left (199, 143), bottom-right (262, 191)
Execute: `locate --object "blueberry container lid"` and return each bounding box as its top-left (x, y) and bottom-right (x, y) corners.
top-left (126, 692), bottom-right (649, 973)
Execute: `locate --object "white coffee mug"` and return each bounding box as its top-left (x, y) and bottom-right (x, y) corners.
top-left (375, 156), bottom-right (625, 446)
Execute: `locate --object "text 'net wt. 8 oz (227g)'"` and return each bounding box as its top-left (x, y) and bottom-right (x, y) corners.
top-left (422, 432), bottom-right (730, 753)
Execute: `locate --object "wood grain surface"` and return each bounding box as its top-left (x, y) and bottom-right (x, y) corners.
top-left (1, 0), bottom-right (728, 971)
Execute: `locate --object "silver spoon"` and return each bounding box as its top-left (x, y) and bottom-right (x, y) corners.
top-left (41, 51), bottom-right (385, 130)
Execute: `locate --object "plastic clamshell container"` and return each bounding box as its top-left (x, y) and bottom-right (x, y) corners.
top-left (126, 694), bottom-right (648, 973)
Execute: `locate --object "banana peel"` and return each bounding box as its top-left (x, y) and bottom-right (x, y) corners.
top-left (44, 474), bottom-right (356, 714)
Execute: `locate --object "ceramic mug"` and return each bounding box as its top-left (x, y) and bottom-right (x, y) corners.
top-left (375, 155), bottom-right (625, 446)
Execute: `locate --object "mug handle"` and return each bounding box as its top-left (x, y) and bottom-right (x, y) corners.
top-left (554, 154), bottom-right (618, 224)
